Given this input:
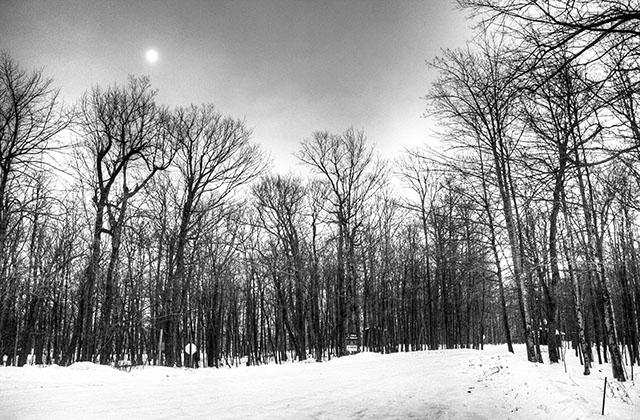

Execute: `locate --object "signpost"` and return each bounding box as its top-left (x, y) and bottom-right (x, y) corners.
top-left (346, 333), bottom-right (359, 353)
top-left (184, 343), bottom-right (197, 355)
top-left (185, 343), bottom-right (198, 368)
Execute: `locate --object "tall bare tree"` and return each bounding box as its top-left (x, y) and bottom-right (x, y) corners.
top-left (73, 75), bottom-right (171, 362)
top-left (427, 37), bottom-right (539, 362)
top-left (297, 128), bottom-right (385, 355)
top-left (519, 47), bottom-right (610, 371)
top-left (163, 104), bottom-right (264, 366)
top-left (0, 51), bottom-right (69, 360)
top-left (396, 148), bottom-right (439, 350)
top-left (253, 174), bottom-right (308, 361)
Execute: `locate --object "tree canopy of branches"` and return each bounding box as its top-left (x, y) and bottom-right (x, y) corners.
top-left (0, 51), bottom-right (70, 364)
top-left (459, 0), bottom-right (640, 79)
top-left (2, 0), bottom-right (640, 387)
top-left (72, 75), bottom-right (173, 363)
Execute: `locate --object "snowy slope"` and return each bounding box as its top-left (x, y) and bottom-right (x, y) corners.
top-left (0, 345), bottom-right (637, 419)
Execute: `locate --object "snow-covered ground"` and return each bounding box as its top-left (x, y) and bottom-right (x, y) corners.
top-left (0, 344), bottom-right (637, 419)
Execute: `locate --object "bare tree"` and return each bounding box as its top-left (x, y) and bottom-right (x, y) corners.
top-left (0, 51), bottom-right (70, 360)
top-left (297, 128), bottom-right (385, 355)
top-left (459, 0), bottom-right (640, 82)
top-left (396, 148), bottom-right (439, 350)
top-left (253, 174), bottom-right (308, 361)
top-left (163, 104), bottom-right (264, 366)
top-left (306, 178), bottom-right (329, 361)
top-left (72, 75), bottom-right (171, 362)
top-left (427, 37), bottom-right (539, 362)
top-left (518, 52), bottom-right (602, 370)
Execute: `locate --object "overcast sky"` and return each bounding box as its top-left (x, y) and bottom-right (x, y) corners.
top-left (1, 0), bottom-right (472, 171)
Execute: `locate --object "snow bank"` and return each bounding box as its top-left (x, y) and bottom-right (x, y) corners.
top-left (462, 346), bottom-right (639, 419)
top-left (0, 345), bottom-right (637, 419)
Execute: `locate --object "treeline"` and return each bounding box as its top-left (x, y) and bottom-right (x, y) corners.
top-left (1, 1), bottom-right (639, 383)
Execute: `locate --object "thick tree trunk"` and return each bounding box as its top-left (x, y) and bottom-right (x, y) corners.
top-left (545, 164), bottom-right (566, 364)
top-left (166, 191), bottom-right (194, 366)
top-left (478, 148), bottom-right (513, 353)
top-left (491, 146), bottom-right (536, 362)
top-left (99, 189), bottom-right (129, 364)
top-left (73, 194), bottom-right (107, 362)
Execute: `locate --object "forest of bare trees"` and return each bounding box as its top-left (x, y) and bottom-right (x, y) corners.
top-left (0, 1), bottom-right (638, 384)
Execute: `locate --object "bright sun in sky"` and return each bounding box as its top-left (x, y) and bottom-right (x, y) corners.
top-left (145, 49), bottom-right (158, 63)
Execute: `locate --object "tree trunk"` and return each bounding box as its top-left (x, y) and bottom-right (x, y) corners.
top-left (575, 153), bottom-right (625, 381)
top-left (478, 146), bottom-right (513, 353)
top-left (561, 190), bottom-right (590, 375)
top-left (491, 145), bottom-right (536, 362)
top-left (73, 193), bottom-right (107, 362)
top-left (99, 188), bottom-right (130, 364)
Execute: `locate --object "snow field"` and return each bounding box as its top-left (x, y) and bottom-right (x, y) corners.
top-left (0, 344), bottom-right (637, 419)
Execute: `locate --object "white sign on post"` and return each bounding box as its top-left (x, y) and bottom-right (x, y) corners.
top-left (346, 334), bottom-right (358, 353)
top-left (184, 343), bottom-right (197, 355)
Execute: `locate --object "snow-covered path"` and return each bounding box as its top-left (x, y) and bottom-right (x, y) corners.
top-left (1, 346), bottom-right (637, 419)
